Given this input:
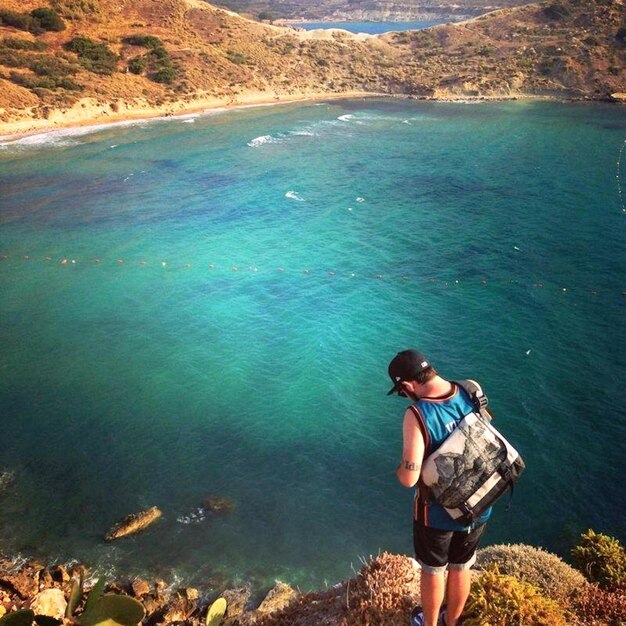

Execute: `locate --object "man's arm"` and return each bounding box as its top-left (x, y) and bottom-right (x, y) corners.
top-left (396, 408), bottom-right (425, 488)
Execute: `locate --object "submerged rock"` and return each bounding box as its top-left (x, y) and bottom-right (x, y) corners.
top-left (203, 497), bottom-right (235, 514)
top-left (257, 582), bottom-right (298, 614)
top-left (0, 470), bottom-right (15, 495)
top-left (105, 506), bottom-right (162, 541)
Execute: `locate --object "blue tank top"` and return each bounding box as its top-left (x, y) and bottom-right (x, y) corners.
top-left (412, 382), bottom-right (492, 531)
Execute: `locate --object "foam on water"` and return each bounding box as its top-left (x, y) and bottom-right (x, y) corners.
top-left (247, 134), bottom-right (285, 147)
top-left (285, 190), bottom-right (305, 201)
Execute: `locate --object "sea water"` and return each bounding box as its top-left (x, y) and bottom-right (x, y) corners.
top-left (0, 99), bottom-right (625, 590)
top-left (290, 20), bottom-right (453, 34)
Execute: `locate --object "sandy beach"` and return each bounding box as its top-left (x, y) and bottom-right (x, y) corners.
top-left (0, 90), bottom-right (382, 145)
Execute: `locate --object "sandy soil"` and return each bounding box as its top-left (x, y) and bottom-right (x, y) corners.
top-left (0, 89), bottom-right (380, 143)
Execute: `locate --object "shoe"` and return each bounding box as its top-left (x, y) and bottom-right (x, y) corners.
top-left (410, 607), bottom-right (424, 626)
top-left (410, 606), bottom-right (446, 626)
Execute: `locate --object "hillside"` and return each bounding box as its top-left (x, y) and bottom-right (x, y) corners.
top-left (0, 0), bottom-right (624, 137)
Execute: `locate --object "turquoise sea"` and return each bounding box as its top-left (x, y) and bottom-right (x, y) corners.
top-left (0, 99), bottom-right (625, 591)
top-left (290, 20), bottom-right (452, 34)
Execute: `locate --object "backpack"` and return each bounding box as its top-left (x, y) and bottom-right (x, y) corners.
top-left (418, 380), bottom-right (525, 526)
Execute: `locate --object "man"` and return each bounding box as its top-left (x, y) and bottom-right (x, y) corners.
top-left (388, 349), bottom-right (491, 626)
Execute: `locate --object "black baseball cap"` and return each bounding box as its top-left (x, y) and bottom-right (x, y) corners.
top-left (387, 349), bottom-right (431, 396)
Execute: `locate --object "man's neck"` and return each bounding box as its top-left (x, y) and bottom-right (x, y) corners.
top-left (419, 376), bottom-right (452, 398)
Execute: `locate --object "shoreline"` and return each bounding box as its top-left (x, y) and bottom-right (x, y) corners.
top-left (0, 91), bottom-right (381, 145)
top-left (0, 89), bottom-right (604, 146)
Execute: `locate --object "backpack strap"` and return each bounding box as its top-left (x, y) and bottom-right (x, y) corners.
top-left (455, 379), bottom-right (493, 421)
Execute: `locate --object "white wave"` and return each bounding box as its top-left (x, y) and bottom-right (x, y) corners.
top-left (247, 134), bottom-right (286, 147)
top-left (356, 197), bottom-right (365, 203)
top-left (290, 129), bottom-right (316, 137)
top-left (110, 144), bottom-right (118, 148)
top-left (337, 114), bottom-right (354, 122)
top-left (285, 191), bottom-right (305, 202)
top-left (247, 135), bottom-right (272, 147)
top-left (176, 507), bottom-right (207, 524)
top-left (181, 119), bottom-right (196, 124)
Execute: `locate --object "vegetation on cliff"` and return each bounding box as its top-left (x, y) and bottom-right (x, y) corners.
top-left (1, 530), bottom-right (624, 625)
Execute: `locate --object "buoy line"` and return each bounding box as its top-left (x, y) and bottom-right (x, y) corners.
top-left (0, 254), bottom-right (623, 300)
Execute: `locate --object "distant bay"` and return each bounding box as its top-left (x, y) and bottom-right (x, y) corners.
top-left (0, 98), bottom-right (625, 591)
top-left (290, 20), bottom-right (453, 34)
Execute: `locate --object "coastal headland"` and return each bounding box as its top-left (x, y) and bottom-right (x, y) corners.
top-left (0, 0), bottom-right (624, 140)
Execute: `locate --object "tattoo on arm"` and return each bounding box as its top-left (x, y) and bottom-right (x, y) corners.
top-left (403, 460), bottom-right (419, 471)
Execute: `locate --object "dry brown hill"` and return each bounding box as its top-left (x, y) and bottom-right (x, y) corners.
top-left (383, 0), bottom-right (626, 99)
top-left (0, 0), bottom-right (624, 136)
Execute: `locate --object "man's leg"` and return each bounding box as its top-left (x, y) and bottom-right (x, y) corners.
top-left (443, 569), bottom-right (471, 626)
top-left (413, 523), bottom-right (451, 626)
top-left (444, 523), bottom-right (487, 626)
top-left (421, 570), bottom-right (445, 626)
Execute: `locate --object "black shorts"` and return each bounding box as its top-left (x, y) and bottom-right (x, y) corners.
top-left (413, 522), bottom-right (487, 575)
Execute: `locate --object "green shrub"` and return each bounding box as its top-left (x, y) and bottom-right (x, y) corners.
top-left (29, 56), bottom-right (75, 77)
top-left (122, 35), bottom-right (176, 83)
top-left (2, 37), bottom-right (47, 51)
top-left (0, 8), bottom-right (65, 33)
top-left (573, 583), bottom-right (626, 626)
top-left (9, 70), bottom-right (82, 90)
top-left (572, 530), bottom-right (626, 591)
top-left (543, 2), bottom-right (571, 19)
top-left (128, 55), bottom-right (147, 74)
top-left (226, 50), bottom-right (248, 65)
top-left (51, 0), bottom-right (101, 20)
top-left (123, 35), bottom-right (163, 51)
top-left (150, 65), bottom-right (175, 84)
top-left (463, 566), bottom-right (568, 626)
top-left (538, 58), bottom-right (556, 75)
top-left (476, 544), bottom-right (587, 607)
top-left (30, 8), bottom-right (65, 32)
top-left (0, 10), bottom-right (35, 31)
top-left (0, 48), bottom-right (29, 68)
top-left (65, 36), bottom-right (117, 74)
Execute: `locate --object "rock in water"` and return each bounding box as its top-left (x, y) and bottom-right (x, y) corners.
top-left (203, 497), bottom-right (235, 514)
top-left (105, 506), bottom-right (162, 541)
top-left (0, 470), bottom-right (15, 495)
top-left (257, 582), bottom-right (298, 614)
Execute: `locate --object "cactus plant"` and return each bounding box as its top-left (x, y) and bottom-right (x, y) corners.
top-left (83, 578), bottom-right (106, 614)
top-left (206, 597), bottom-right (227, 626)
top-left (0, 610), bottom-right (35, 626)
top-left (78, 594), bottom-right (145, 626)
top-left (66, 572), bottom-right (84, 617)
top-left (33, 618), bottom-right (60, 626)
top-left (0, 577), bottom-right (144, 626)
